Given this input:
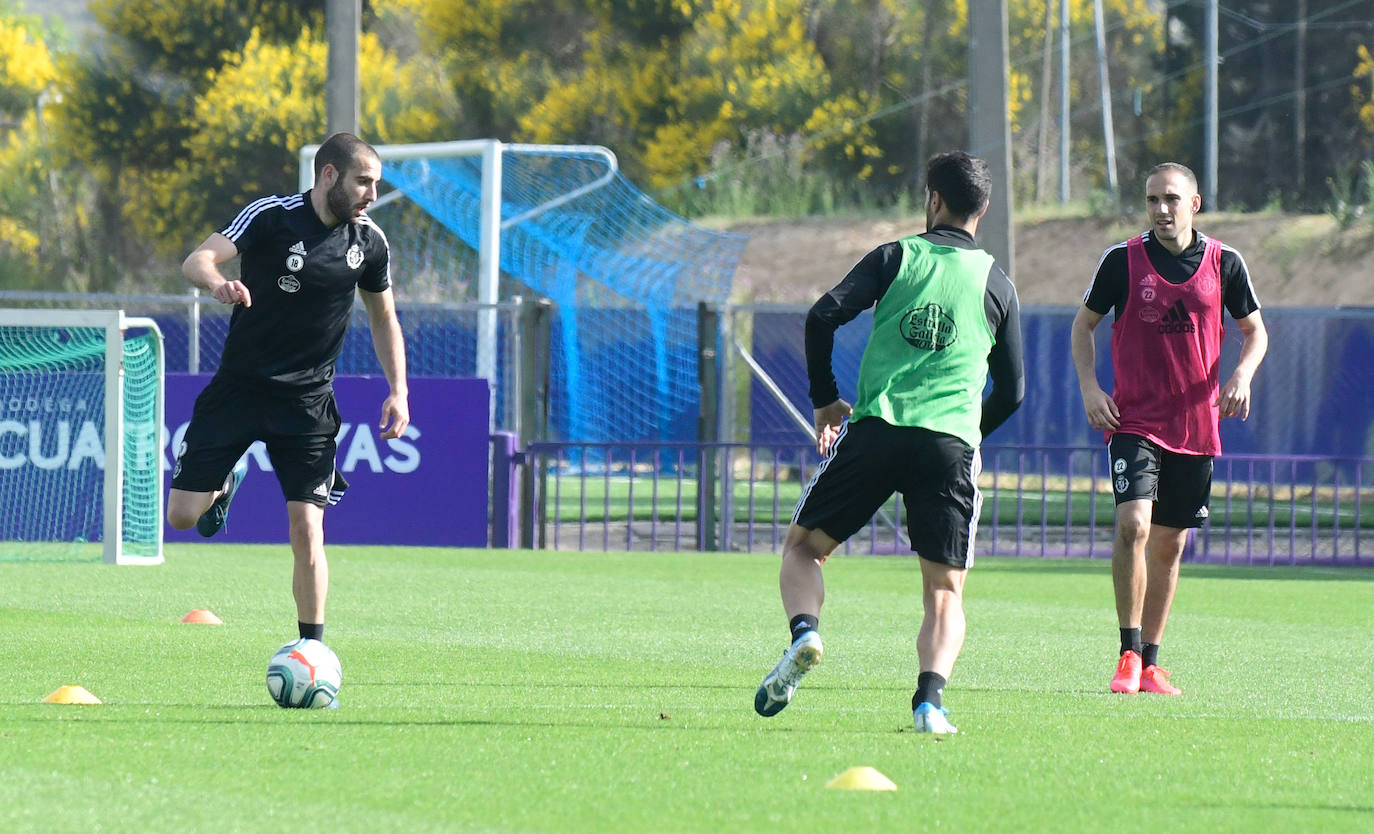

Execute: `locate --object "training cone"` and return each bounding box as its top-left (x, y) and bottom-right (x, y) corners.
top-left (825, 766), bottom-right (898, 792)
top-left (42, 685), bottom-right (102, 705)
top-left (180, 609), bottom-right (223, 625)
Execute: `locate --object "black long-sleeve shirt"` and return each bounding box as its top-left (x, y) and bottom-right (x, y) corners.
top-left (1083, 229), bottom-right (1261, 320)
top-left (805, 225), bottom-right (1025, 439)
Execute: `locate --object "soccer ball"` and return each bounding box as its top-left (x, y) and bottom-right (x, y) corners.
top-left (266, 638), bottom-right (342, 709)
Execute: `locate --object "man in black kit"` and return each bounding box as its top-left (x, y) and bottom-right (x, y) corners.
top-left (167, 132), bottom-right (409, 646)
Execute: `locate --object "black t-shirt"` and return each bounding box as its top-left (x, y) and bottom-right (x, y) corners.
top-left (805, 225), bottom-right (1025, 439)
top-left (217, 191), bottom-right (391, 389)
top-left (1083, 229), bottom-right (1261, 320)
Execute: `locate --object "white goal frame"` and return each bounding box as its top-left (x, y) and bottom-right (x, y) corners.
top-left (0, 308), bottom-right (165, 565)
top-left (297, 139), bottom-right (618, 426)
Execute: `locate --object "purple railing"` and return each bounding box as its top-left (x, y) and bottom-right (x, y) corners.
top-left (491, 439), bottom-right (1372, 565)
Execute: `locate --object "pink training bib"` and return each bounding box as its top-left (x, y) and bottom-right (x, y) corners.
top-left (1108, 233), bottom-right (1225, 456)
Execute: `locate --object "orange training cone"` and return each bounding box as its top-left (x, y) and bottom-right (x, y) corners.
top-left (180, 609), bottom-right (223, 625)
top-left (825, 766), bottom-right (898, 791)
top-left (43, 685), bottom-right (102, 705)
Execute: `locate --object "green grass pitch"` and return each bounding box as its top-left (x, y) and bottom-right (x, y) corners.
top-left (1, 546), bottom-right (1371, 832)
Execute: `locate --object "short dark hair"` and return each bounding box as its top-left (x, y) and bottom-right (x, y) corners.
top-left (313, 132), bottom-right (379, 180)
top-left (1146, 162), bottom-right (1198, 192)
top-left (926, 151), bottom-right (991, 219)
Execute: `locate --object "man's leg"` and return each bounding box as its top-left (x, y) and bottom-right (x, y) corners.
top-left (1142, 525), bottom-right (1188, 644)
top-left (1109, 499), bottom-right (1152, 692)
top-left (1111, 499), bottom-right (1153, 630)
top-left (780, 523), bottom-right (838, 621)
top-left (755, 524), bottom-right (836, 717)
top-left (166, 489), bottom-right (218, 530)
top-left (915, 557), bottom-right (967, 678)
top-left (288, 500), bottom-right (328, 639)
top-left (911, 557), bottom-right (966, 734)
top-left (1139, 524), bottom-right (1188, 695)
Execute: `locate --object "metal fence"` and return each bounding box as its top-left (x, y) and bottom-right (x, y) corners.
top-left (0, 289), bottom-right (535, 432)
top-left (506, 441), bottom-right (1372, 565)
top-left (8, 292), bottom-right (1373, 564)
top-left (730, 304), bottom-right (1374, 458)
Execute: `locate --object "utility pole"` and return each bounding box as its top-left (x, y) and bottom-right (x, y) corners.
top-left (1092, 0), bottom-right (1118, 198)
top-left (1059, 0), bottom-right (1071, 203)
top-left (916, 0), bottom-right (937, 186)
top-left (1035, 0), bottom-right (1055, 203)
top-left (1203, 0), bottom-right (1218, 209)
top-left (326, 0), bottom-right (360, 135)
top-left (1294, 0), bottom-right (1308, 196)
top-left (968, 0), bottom-right (1014, 275)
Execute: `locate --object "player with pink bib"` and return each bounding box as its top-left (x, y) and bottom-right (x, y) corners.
top-left (1071, 163), bottom-right (1268, 695)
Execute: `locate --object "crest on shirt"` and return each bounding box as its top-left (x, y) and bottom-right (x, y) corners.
top-left (900, 304), bottom-right (958, 352)
top-left (172, 440), bottom-right (187, 479)
top-left (346, 244), bottom-right (364, 270)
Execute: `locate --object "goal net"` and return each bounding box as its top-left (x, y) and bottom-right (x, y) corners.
top-left (0, 309), bottom-right (165, 564)
top-left (301, 140), bottom-right (747, 443)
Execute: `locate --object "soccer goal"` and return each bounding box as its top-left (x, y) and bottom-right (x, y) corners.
top-left (297, 139), bottom-right (746, 443)
top-left (0, 309), bottom-right (165, 565)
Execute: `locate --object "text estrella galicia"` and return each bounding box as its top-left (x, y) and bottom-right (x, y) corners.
top-left (900, 303), bottom-right (958, 351)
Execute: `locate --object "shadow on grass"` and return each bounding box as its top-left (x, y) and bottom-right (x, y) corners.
top-left (1198, 801), bottom-right (1374, 815)
top-left (976, 558), bottom-right (1374, 581)
top-left (0, 705), bottom-right (909, 734)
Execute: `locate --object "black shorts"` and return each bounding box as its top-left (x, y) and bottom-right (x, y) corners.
top-left (1108, 433), bottom-right (1213, 528)
top-left (171, 375), bottom-right (345, 507)
top-left (793, 417), bottom-right (981, 568)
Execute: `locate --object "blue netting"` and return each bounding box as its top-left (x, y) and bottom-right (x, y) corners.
top-left (381, 148), bottom-right (747, 442)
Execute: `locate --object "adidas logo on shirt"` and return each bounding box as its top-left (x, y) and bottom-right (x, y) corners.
top-left (289, 241), bottom-right (307, 255)
top-left (1158, 299), bottom-right (1196, 334)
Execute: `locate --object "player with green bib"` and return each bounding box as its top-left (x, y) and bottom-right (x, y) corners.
top-left (753, 151), bottom-right (1024, 733)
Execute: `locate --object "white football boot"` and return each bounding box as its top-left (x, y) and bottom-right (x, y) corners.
top-left (754, 630), bottom-right (823, 717)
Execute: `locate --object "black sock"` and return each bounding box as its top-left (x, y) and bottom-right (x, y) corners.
top-left (298, 622), bottom-right (324, 641)
top-left (913, 672), bottom-right (947, 710)
top-left (1119, 627), bottom-right (1142, 657)
top-left (1141, 643), bottom-right (1160, 669)
top-left (788, 614), bottom-right (818, 644)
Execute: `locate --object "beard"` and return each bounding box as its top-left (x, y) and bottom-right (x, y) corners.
top-left (326, 179), bottom-right (360, 222)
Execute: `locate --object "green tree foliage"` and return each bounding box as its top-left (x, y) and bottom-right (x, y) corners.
top-left (392, 0), bottom-right (1164, 215)
top-left (0, 3), bottom-right (63, 289)
top-left (91, 0), bottom-right (321, 80)
top-left (125, 28), bottom-right (453, 256)
top-left (39, 0), bottom-right (448, 289)
top-left (14, 0), bottom-right (1374, 291)
top-left (1156, 1), bottom-right (1374, 211)
top-left (0, 7), bottom-right (55, 112)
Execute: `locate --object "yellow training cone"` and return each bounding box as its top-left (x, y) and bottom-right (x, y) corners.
top-left (42, 685), bottom-right (102, 705)
top-left (180, 609), bottom-right (223, 625)
top-left (825, 766), bottom-right (897, 791)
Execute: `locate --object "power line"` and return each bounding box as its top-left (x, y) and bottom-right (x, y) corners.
top-left (654, 0), bottom-right (1373, 199)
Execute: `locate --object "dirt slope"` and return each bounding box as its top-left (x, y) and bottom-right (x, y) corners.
top-left (728, 212), bottom-right (1374, 309)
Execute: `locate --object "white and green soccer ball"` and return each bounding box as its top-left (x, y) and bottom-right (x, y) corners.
top-left (266, 638), bottom-right (341, 709)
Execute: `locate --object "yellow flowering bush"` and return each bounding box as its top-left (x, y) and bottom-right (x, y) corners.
top-left (122, 27), bottom-right (454, 254)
